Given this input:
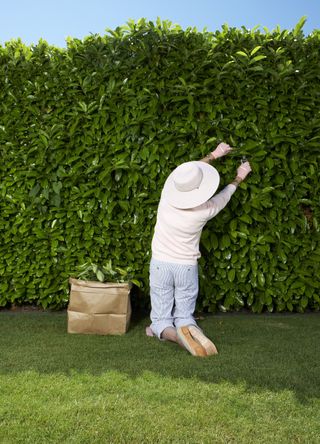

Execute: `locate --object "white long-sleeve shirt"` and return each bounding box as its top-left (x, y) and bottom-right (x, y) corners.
top-left (151, 184), bottom-right (237, 265)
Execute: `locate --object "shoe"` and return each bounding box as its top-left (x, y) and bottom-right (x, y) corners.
top-left (176, 326), bottom-right (207, 357)
top-left (188, 326), bottom-right (218, 355)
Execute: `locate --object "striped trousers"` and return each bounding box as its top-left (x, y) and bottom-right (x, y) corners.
top-left (149, 258), bottom-right (199, 339)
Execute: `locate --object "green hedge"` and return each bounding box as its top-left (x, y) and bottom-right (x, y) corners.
top-left (1, 18), bottom-right (319, 312)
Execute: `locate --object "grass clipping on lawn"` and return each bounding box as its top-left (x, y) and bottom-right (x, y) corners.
top-left (0, 312), bottom-right (319, 443)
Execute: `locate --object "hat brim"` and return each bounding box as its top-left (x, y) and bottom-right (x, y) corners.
top-left (162, 161), bottom-right (220, 209)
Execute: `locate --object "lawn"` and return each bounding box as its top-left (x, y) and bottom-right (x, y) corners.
top-left (0, 311), bottom-right (319, 443)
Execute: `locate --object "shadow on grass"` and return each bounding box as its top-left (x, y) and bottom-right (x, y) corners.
top-left (0, 310), bottom-right (319, 403)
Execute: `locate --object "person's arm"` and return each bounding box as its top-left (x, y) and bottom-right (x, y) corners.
top-left (200, 152), bottom-right (215, 164)
top-left (200, 142), bottom-right (233, 164)
top-left (231, 176), bottom-right (243, 188)
top-left (207, 185), bottom-right (237, 217)
top-left (204, 161), bottom-right (252, 218)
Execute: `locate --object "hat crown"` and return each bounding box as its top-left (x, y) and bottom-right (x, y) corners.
top-left (173, 163), bottom-right (203, 192)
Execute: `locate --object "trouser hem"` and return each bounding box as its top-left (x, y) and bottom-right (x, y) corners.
top-left (150, 321), bottom-right (174, 340)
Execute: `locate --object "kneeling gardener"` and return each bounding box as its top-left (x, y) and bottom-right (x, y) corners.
top-left (147, 143), bottom-right (252, 356)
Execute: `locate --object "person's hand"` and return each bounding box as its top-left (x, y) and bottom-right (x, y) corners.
top-left (236, 161), bottom-right (252, 181)
top-left (211, 142), bottom-right (233, 159)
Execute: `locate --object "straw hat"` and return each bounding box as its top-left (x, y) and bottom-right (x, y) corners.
top-left (162, 161), bottom-right (220, 209)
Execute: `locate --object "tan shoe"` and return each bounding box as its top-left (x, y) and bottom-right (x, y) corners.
top-left (177, 326), bottom-right (207, 357)
top-left (188, 326), bottom-right (218, 356)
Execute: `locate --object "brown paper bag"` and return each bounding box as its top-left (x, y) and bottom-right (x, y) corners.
top-left (68, 278), bottom-right (131, 335)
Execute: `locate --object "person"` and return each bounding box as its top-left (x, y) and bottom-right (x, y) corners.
top-left (146, 142), bottom-right (252, 357)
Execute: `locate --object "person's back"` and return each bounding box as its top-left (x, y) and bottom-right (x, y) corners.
top-left (152, 183), bottom-right (236, 265)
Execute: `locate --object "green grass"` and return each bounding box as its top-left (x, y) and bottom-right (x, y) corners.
top-left (0, 311), bottom-right (320, 443)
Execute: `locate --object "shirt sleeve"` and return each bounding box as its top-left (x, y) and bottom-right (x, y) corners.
top-left (204, 184), bottom-right (237, 220)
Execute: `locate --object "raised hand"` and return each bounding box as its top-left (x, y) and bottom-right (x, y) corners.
top-left (211, 142), bottom-right (233, 159)
top-left (236, 161), bottom-right (252, 181)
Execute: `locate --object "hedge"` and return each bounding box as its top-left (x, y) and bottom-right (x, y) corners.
top-left (0, 18), bottom-right (319, 312)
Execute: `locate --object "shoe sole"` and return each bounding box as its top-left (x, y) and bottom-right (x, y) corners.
top-left (188, 326), bottom-right (218, 355)
top-left (177, 326), bottom-right (207, 357)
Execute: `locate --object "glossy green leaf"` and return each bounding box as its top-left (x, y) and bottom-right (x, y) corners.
top-left (250, 55), bottom-right (267, 64)
top-left (228, 269), bottom-right (236, 282)
top-left (250, 45), bottom-right (262, 56)
top-left (236, 51), bottom-right (248, 58)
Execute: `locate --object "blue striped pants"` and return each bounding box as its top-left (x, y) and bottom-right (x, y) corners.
top-left (149, 258), bottom-right (199, 339)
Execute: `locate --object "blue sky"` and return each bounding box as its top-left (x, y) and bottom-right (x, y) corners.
top-left (0, 0), bottom-right (319, 47)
